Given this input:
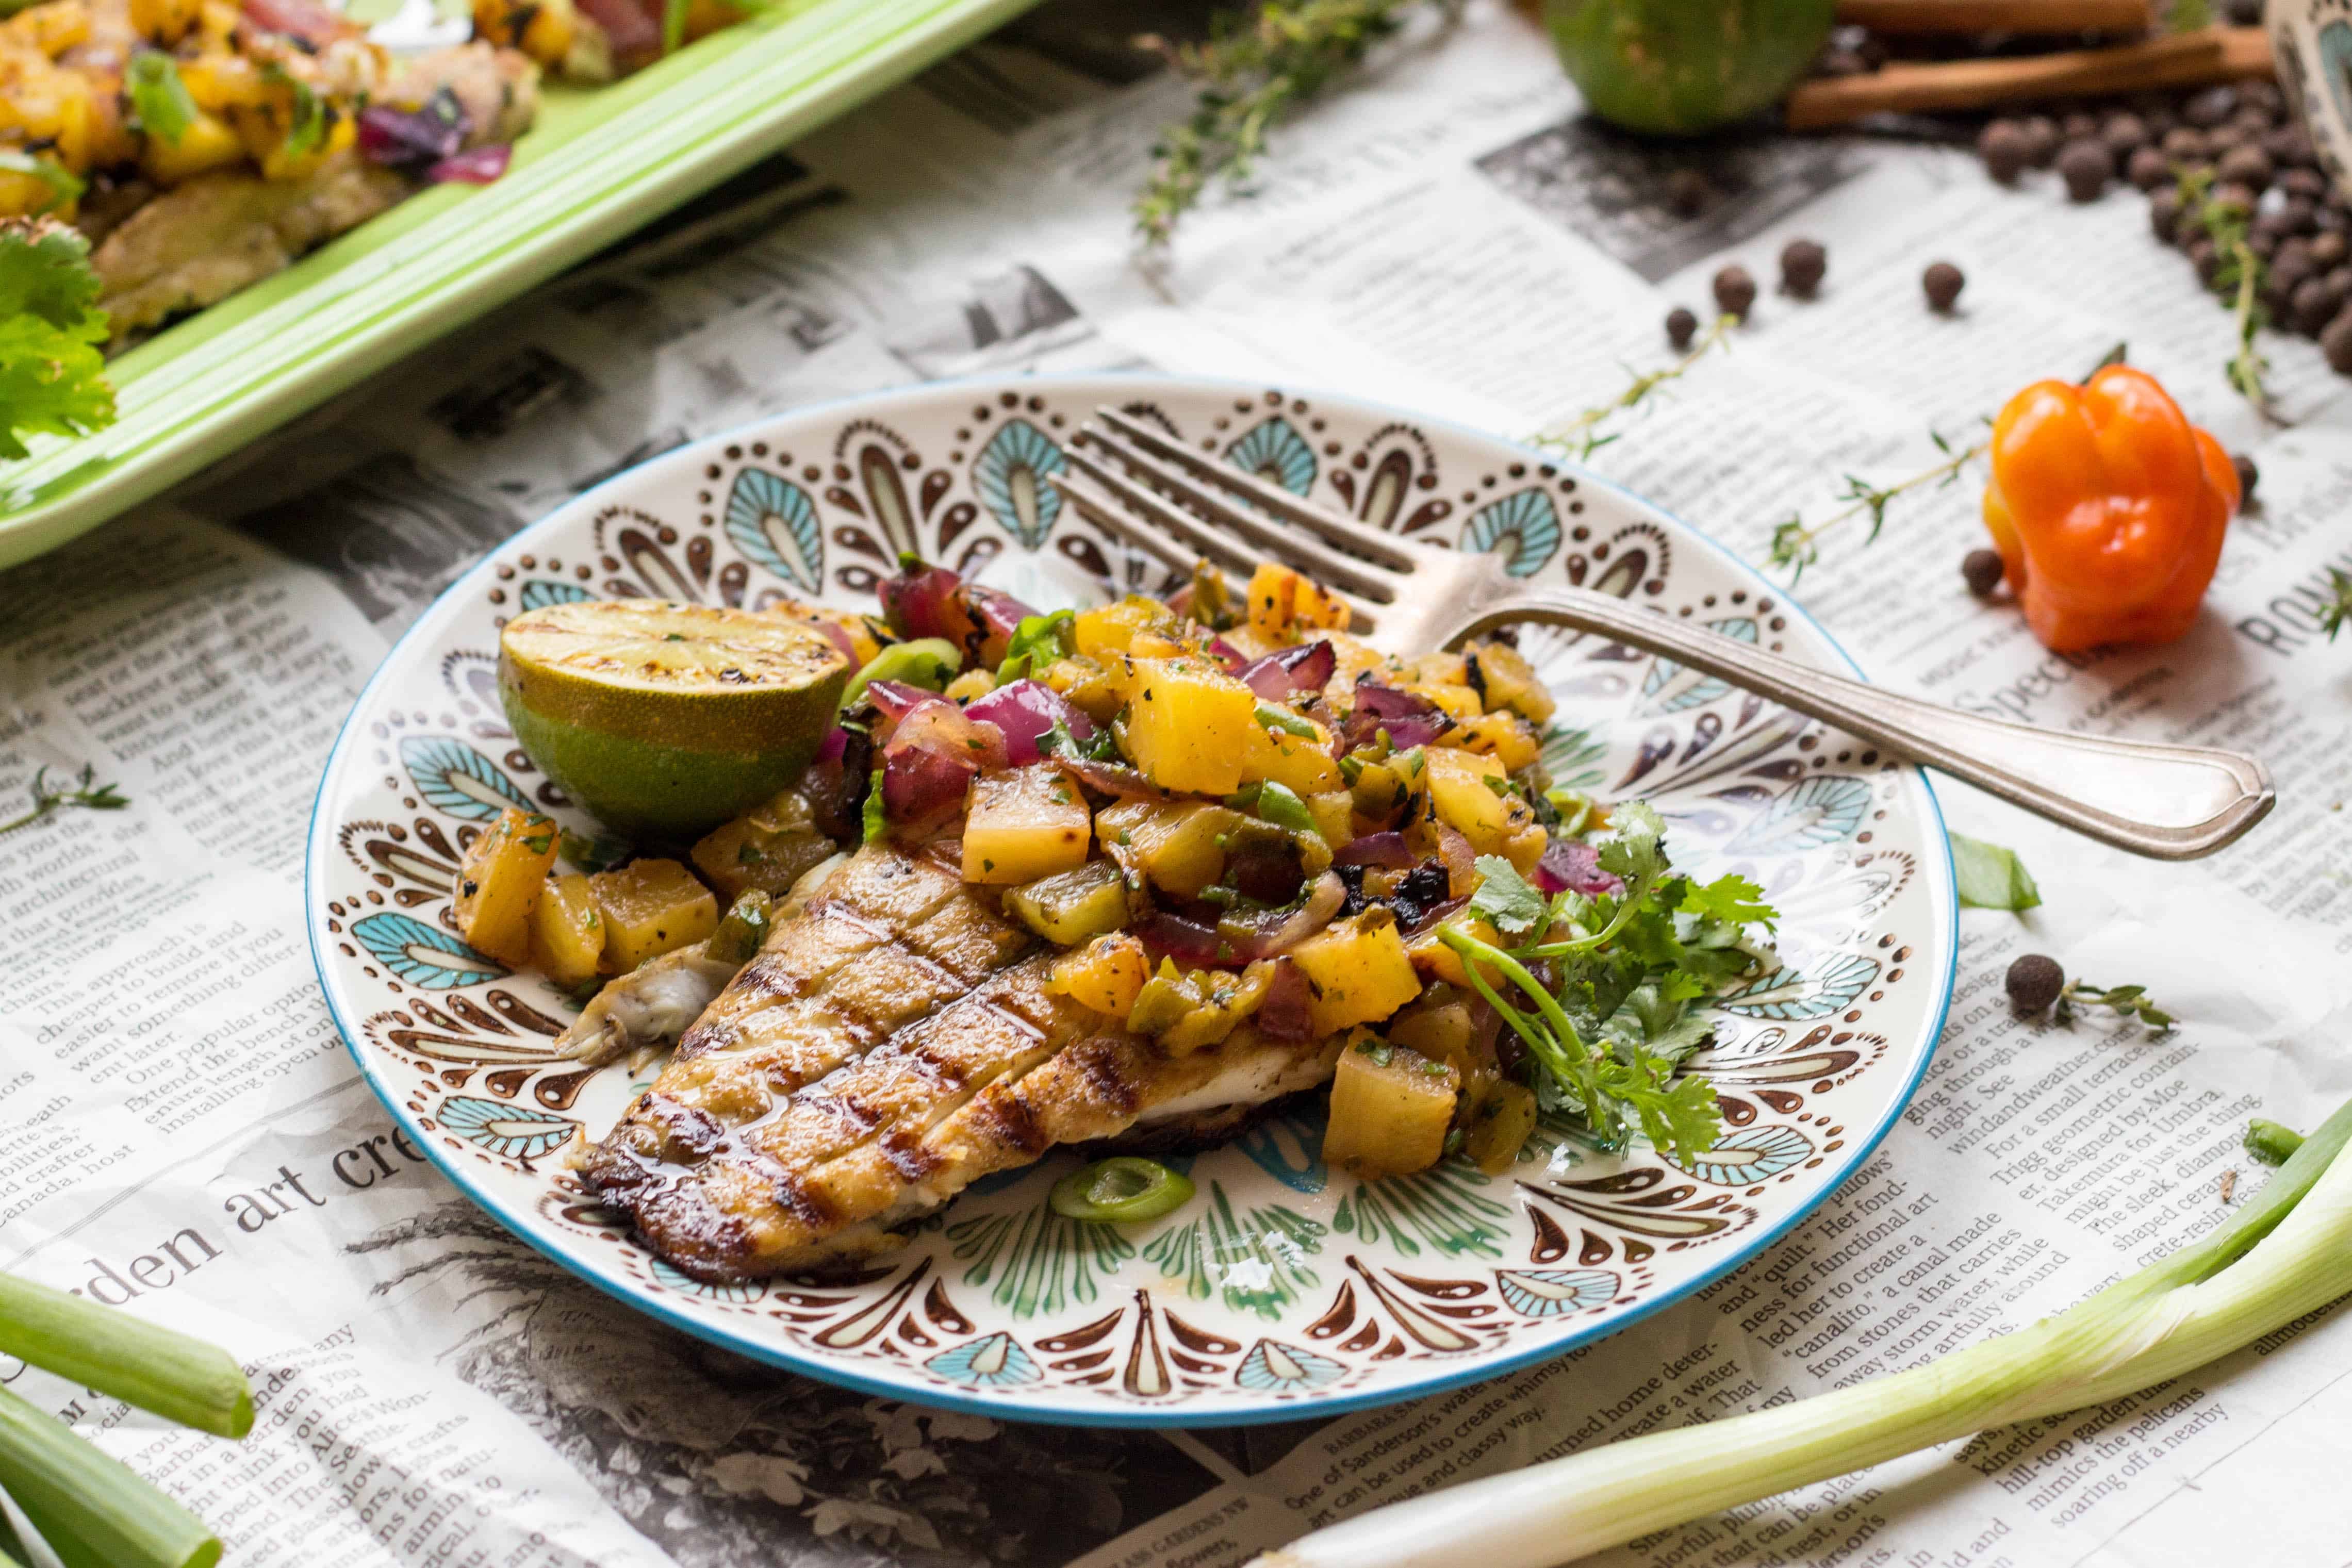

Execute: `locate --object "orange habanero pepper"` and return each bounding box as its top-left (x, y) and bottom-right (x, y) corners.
top-left (1980, 365), bottom-right (2239, 653)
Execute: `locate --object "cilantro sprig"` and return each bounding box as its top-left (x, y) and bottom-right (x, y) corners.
top-left (1440, 804), bottom-right (1777, 1164)
top-left (0, 220), bottom-right (115, 463)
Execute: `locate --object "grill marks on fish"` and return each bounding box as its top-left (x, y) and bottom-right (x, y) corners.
top-left (582, 841), bottom-right (1341, 1282)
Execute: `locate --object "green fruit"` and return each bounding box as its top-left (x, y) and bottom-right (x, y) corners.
top-left (499, 600), bottom-right (850, 837)
top-left (1543, 0), bottom-right (1836, 137)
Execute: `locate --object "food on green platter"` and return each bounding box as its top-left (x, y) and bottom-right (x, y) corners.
top-left (1541, 0), bottom-right (1837, 136)
top-left (499, 599), bottom-right (850, 836)
top-left (1256, 1096), bottom-right (2352, 1568)
top-left (502, 559), bottom-right (1786, 1281)
top-left (0, 1268), bottom-right (250, 1568)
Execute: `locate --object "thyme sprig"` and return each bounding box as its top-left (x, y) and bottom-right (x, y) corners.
top-left (1532, 313), bottom-right (1737, 462)
top-left (2178, 167), bottom-right (2275, 418)
top-left (0, 763), bottom-right (127, 837)
top-left (1134, 0), bottom-right (1455, 246)
top-left (1767, 428), bottom-right (1989, 581)
top-left (2056, 979), bottom-right (2175, 1032)
top-left (2320, 568), bottom-right (2352, 642)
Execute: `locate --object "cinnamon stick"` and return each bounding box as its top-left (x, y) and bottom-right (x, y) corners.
top-left (1785, 28), bottom-right (2275, 130)
top-left (1836, 0), bottom-right (2153, 34)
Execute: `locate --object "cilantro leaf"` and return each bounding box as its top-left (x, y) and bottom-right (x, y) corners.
top-left (1949, 831), bottom-right (2041, 911)
top-left (128, 52), bottom-right (198, 145)
top-left (1468, 853), bottom-right (1545, 935)
top-left (0, 221), bottom-right (114, 463)
top-left (1594, 800), bottom-right (1666, 884)
top-left (1598, 1056), bottom-right (1723, 1166)
top-left (860, 764), bottom-right (886, 844)
top-left (1680, 871), bottom-right (1777, 934)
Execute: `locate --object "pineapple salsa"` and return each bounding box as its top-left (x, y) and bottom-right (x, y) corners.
top-left (466, 556), bottom-right (1778, 1198)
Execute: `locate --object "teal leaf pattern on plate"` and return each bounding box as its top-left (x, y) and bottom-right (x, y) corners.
top-left (519, 579), bottom-right (594, 612)
top-left (1638, 617), bottom-right (1758, 715)
top-left (352, 912), bottom-right (506, 988)
top-left (946, 1200), bottom-right (1136, 1317)
top-left (1237, 1339), bottom-right (1345, 1392)
top-left (1495, 1268), bottom-right (1618, 1317)
top-left (724, 467), bottom-right (824, 592)
top-left (1728, 774), bottom-right (1873, 854)
top-left (1540, 722), bottom-right (1608, 793)
top-left (972, 418), bottom-right (1065, 548)
top-left (1718, 953), bottom-right (1880, 1019)
top-left (1461, 488), bottom-right (1561, 579)
top-left (1672, 1124), bottom-right (1814, 1184)
top-left (1334, 1160), bottom-right (1510, 1259)
top-left (1227, 416), bottom-right (1315, 494)
top-left (649, 1257), bottom-right (768, 1304)
top-left (398, 736), bottom-right (533, 822)
top-left (437, 1096), bottom-right (578, 1161)
top-left (1143, 1181), bottom-right (1325, 1319)
top-left (926, 1331), bottom-right (1041, 1388)
top-left (1236, 1110), bottom-right (1326, 1195)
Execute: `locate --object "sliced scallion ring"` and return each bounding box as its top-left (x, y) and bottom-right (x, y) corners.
top-left (1049, 1158), bottom-right (1195, 1223)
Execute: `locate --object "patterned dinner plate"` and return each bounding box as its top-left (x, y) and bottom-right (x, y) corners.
top-left (306, 373), bottom-right (1959, 1426)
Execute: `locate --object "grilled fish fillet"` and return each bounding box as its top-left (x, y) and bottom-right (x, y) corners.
top-left (92, 42), bottom-right (539, 342)
top-left (581, 841), bottom-right (1342, 1283)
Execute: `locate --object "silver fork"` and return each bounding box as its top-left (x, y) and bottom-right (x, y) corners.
top-left (1048, 406), bottom-right (2273, 862)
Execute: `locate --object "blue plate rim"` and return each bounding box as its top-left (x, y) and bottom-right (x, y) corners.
top-left (304, 368), bottom-right (1960, 1429)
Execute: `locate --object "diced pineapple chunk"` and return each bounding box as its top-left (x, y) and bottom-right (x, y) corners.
top-left (1448, 711), bottom-right (1543, 773)
top-left (590, 859), bottom-right (718, 972)
top-left (141, 107), bottom-right (245, 184)
top-left (1073, 597), bottom-right (1175, 661)
top-left (963, 764), bottom-right (1092, 885)
top-left (691, 788), bottom-right (837, 900)
top-left (1464, 1082), bottom-right (1539, 1175)
top-left (454, 808), bottom-right (559, 966)
top-left (1241, 715), bottom-right (1343, 796)
top-left (1038, 655), bottom-right (1126, 722)
top-left (1466, 639), bottom-right (1556, 723)
top-left (1049, 932), bottom-right (1151, 1017)
top-left (1305, 789), bottom-right (1355, 850)
top-left (1404, 915), bottom-right (1504, 991)
top-left (527, 871), bottom-right (605, 986)
top-left (1323, 1033), bottom-right (1459, 1178)
top-left (1007, 860), bottom-right (1130, 946)
top-left (1245, 562), bottom-right (1352, 642)
top-left (943, 668), bottom-right (995, 703)
top-left (1122, 657), bottom-right (1260, 794)
top-left (1096, 800), bottom-right (1240, 900)
top-left (1288, 912), bottom-right (1423, 1035)
top-left (1424, 748), bottom-right (1547, 873)
top-left (1404, 682), bottom-right (1484, 721)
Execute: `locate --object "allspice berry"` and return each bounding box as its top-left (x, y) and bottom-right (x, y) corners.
top-left (2150, 188), bottom-right (2183, 244)
top-left (1665, 305), bottom-right (1698, 349)
top-left (1714, 264), bottom-right (1757, 320)
top-left (2291, 275), bottom-right (2337, 336)
top-left (2184, 86), bottom-right (2238, 129)
top-left (2058, 139), bottom-right (2112, 202)
top-left (2127, 145), bottom-right (2170, 191)
top-left (2007, 954), bottom-right (2066, 1015)
top-left (1979, 119), bottom-right (2031, 184)
top-left (2161, 126), bottom-right (2207, 161)
top-left (2323, 307), bottom-right (2352, 375)
top-left (1923, 260), bottom-right (1966, 312)
top-left (1962, 548), bottom-right (2004, 598)
top-left (2217, 143), bottom-right (2274, 191)
top-left (1664, 167), bottom-right (1713, 217)
top-left (1781, 238), bottom-right (1828, 298)
top-left (2020, 115), bottom-right (2061, 168)
top-left (2102, 112), bottom-right (2149, 156)
top-left (2232, 452), bottom-right (2259, 504)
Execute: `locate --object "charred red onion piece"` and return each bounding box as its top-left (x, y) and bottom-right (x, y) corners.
top-left (1237, 640), bottom-right (1336, 700)
top-left (964, 680), bottom-right (1095, 767)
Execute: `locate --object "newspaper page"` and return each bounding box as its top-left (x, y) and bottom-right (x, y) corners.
top-left (6, 2), bottom-right (2352, 1566)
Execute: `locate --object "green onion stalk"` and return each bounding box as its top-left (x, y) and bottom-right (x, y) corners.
top-left (0, 1273), bottom-right (251, 1568)
top-left (1257, 1099), bottom-right (2352, 1568)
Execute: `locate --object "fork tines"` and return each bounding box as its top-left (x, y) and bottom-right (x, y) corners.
top-left (1050, 406), bottom-right (1430, 630)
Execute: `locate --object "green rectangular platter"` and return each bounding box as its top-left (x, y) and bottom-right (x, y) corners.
top-left (0, 0), bottom-right (1041, 572)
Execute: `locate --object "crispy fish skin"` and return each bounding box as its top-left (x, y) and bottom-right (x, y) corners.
top-left (581, 841), bottom-right (1342, 1283)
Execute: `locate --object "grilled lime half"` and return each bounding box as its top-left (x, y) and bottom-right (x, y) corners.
top-left (499, 600), bottom-right (851, 837)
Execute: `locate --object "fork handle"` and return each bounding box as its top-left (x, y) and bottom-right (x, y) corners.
top-left (1446, 589), bottom-right (2274, 862)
